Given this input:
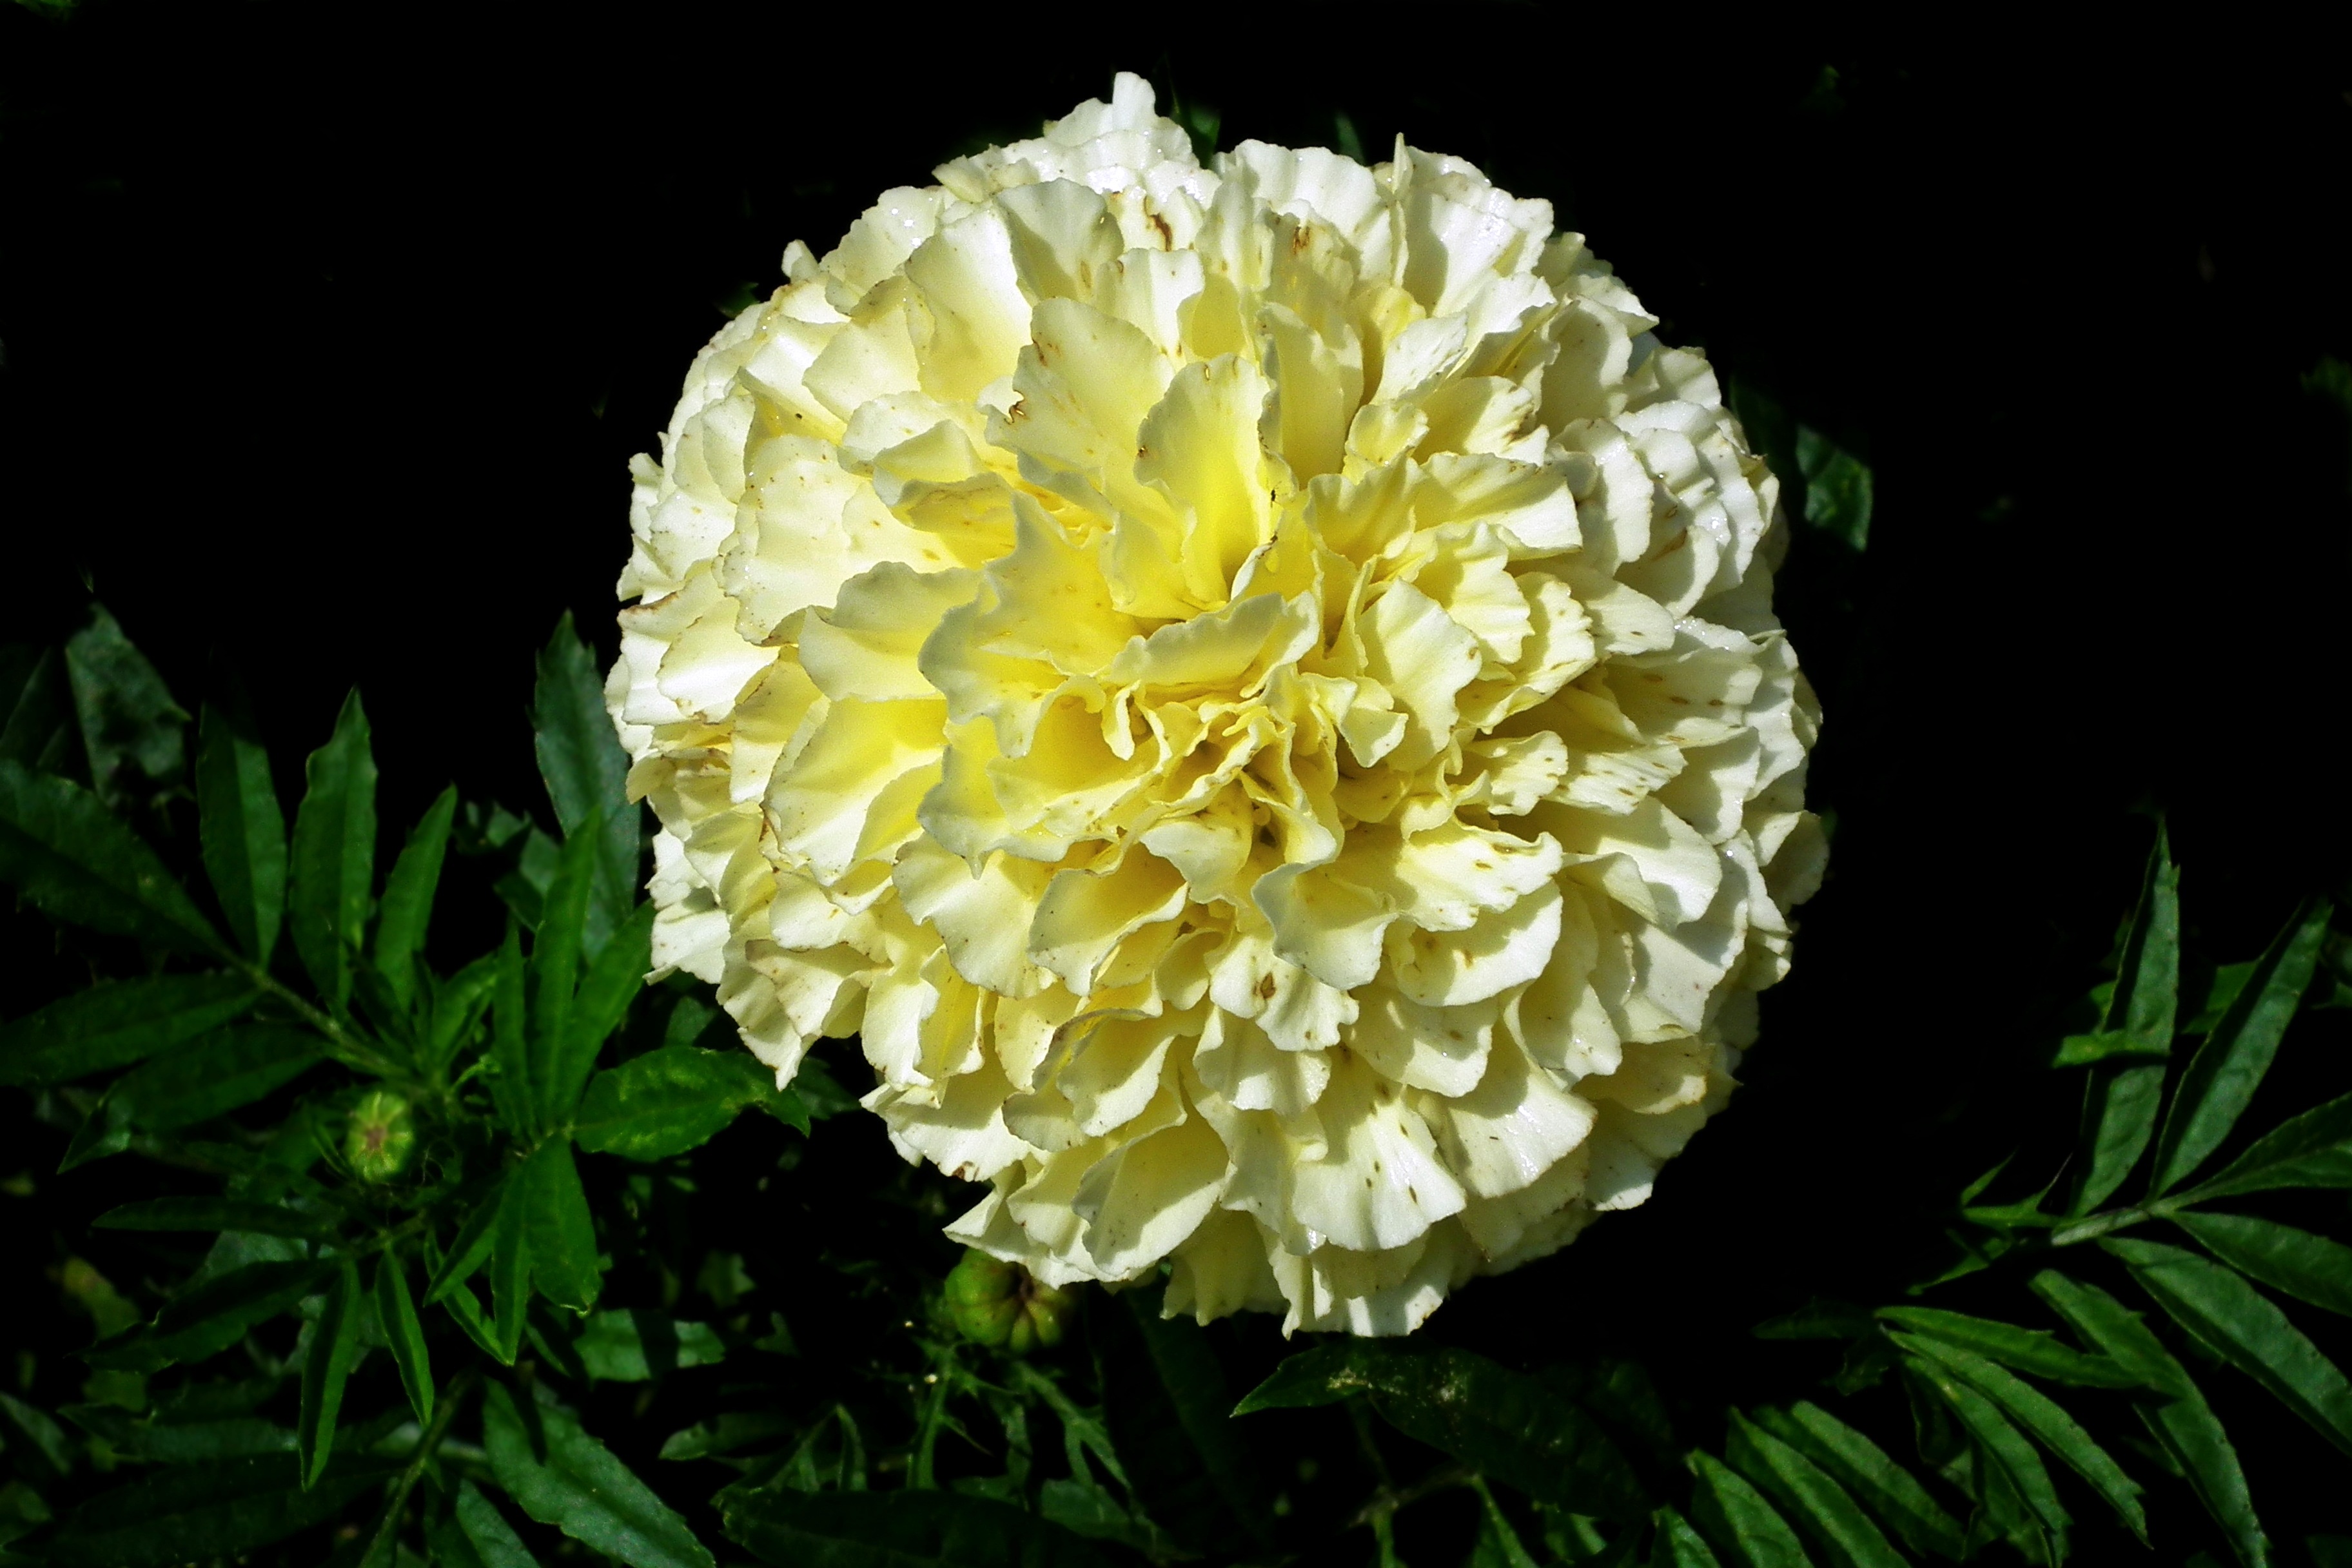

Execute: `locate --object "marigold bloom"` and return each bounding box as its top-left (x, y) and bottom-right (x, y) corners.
top-left (611, 75), bottom-right (1823, 1334)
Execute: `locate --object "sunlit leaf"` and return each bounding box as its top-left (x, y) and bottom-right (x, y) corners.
top-left (483, 1381), bottom-right (714, 1568)
top-left (2106, 1235), bottom-right (2352, 1459)
top-left (1876, 1307), bottom-right (2136, 1387)
top-left (1723, 1409), bottom-right (1904, 1567)
top-left (296, 1260), bottom-right (362, 1489)
top-left (42, 1454), bottom-right (397, 1568)
top-left (2071, 1063), bottom-right (2168, 1215)
top-left (1652, 1505), bottom-right (1727, 1568)
top-left (2149, 897), bottom-right (2331, 1195)
top-left (1687, 1449), bottom-right (1810, 1568)
top-left (533, 614), bottom-right (640, 949)
top-left (2172, 1210), bottom-right (2352, 1317)
top-left (528, 817), bottom-right (599, 1121)
top-left (574, 1046), bottom-right (805, 1160)
top-left (374, 785), bottom-right (456, 1015)
top-left (547, 901), bottom-right (652, 1125)
top-left (1901, 1358), bottom-right (2069, 1544)
top-left (1750, 1402), bottom-right (1964, 1562)
top-left (2175, 1090), bottom-right (2352, 1200)
top-left (0, 759), bottom-right (220, 953)
top-left (288, 692), bottom-right (378, 1009)
top-left (0, 974), bottom-right (255, 1086)
top-left (195, 706), bottom-right (287, 965)
top-left (520, 1140), bottom-right (602, 1314)
top-left (375, 1251), bottom-right (433, 1426)
top-left (456, 1477), bottom-right (543, 1568)
top-left (574, 1309), bottom-right (727, 1381)
top-left (721, 1486), bottom-right (1118, 1568)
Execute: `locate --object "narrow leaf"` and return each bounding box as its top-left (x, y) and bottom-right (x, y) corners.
top-left (2177, 1089), bottom-right (2352, 1200)
top-left (574, 1309), bottom-right (726, 1381)
top-left (534, 613), bottom-right (639, 943)
top-left (88, 1259), bottom-right (337, 1373)
top-left (528, 816), bottom-right (599, 1124)
top-left (427, 1184), bottom-right (507, 1304)
top-left (2106, 1235), bottom-right (2352, 1458)
top-left (374, 785), bottom-right (456, 1014)
top-left (1723, 1409), bottom-right (1905, 1568)
top-left (113, 1023), bottom-right (323, 1132)
top-left (1876, 1307), bottom-right (2137, 1387)
top-left (0, 758), bottom-right (220, 953)
top-left (573, 1046), bottom-right (792, 1159)
top-left (2150, 897), bottom-right (2331, 1195)
top-left (1466, 1476), bottom-right (1540, 1568)
top-left (490, 1170), bottom-right (531, 1366)
top-left (375, 1252), bottom-right (433, 1426)
top-left (522, 1141), bottom-right (602, 1313)
top-left (1901, 1358), bottom-right (2069, 1540)
top-left (549, 901), bottom-right (651, 1125)
top-left (483, 1380), bottom-right (714, 1568)
top-left (1687, 1449), bottom-right (1810, 1568)
top-left (2173, 1210), bottom-right (2352, 1317)
top-left (1107, 1284), bottom-right (1268, 1547)
top-left (2030, 1271), bottom-right (2266, 1566)
top-left (424, 949), bottom-right (501, 1081)
top-left (297, 1260), bottom-right (362, 1489)
top-left (1893, 1333), bottom-right (2146, 1540)
top-left (1795, 426), bottom-right (1873, 552)
top-left (0, 974), bottom-right (255, 1086)
top-left (94, 1197), bottom-right (337, 1240)
top-left (456, 1478), bottom-right (543, 1567)
top-left (195, 706), bottom-right (287, 963)
top-left (2102, 825), bottom-right (2181, 1050)
top-left (43, 1454), bottom-right (395, 1568)
top-left (1654, 1506), bottom-right (1728, 1568)
top-left (1750, 1402), bottom-right (1965, 1562)
top-left (720, 1487), bottom-right (1117, 1568)
top-left (2072, 1061), bottom-right (2167, 1215)
top-left (288, 692), bottom-right (378, 1009)
top-left (0, 645), bottom-right (74, 769)
top-left (491, 923), bottom-right (534, 1137)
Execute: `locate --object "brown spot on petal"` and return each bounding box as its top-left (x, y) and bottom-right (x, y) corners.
top-left (1257, 972), bottom-right (1279, 1001)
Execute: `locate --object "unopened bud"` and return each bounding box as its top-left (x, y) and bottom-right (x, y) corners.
top-left (943, 1250), bottom-right (1073, 1354)
top-left (345, 1090), bottom-right (415, 1182)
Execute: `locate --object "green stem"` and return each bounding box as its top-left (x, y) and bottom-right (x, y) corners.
top-left (229, 954), bottom-right (404, 1081)
top-left (2049, 1200), bottom-right (2172, 1248)
top-left (359, 1366), bottom-right (477, 1567)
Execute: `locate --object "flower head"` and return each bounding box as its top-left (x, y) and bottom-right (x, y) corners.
top-left (611, 75), bottom-right (1823, 1335)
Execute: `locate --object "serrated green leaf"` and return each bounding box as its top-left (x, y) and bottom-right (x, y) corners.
top-left (528, 817), bottom-right (598, 1124)
top-left (1901, 1358), bottom-right (2069, 1542)
top-left (520, 1141), bottom-right (601, 1313)
top-left (574, 1045), bottom-right (801, 1160)
top-left (2150, 897), bottom-right (2331, 1195)
top-left (0, 974), bottom-right (255, 1086)
top-left (720, 1486), bottom-right (1117, 1568)
top-left (93, 1197), bottom-right (337, 1240)
top-left (0, 758), bottom-right (220, 953)
top-left (374, 785), bottom-right (455, 1015)
top-left (456, 1478), bottom-right (542, 1567)
top-left (113, 1023), bottom-right (324, 1133)
top-left (548, 901), bottom-right (651, 1125)
top-left (375, 1252), bottom-right (433, 1426)
top-left (2029, 1271), bottom-right (2266, 1566)
top-left (2172, 1210), bottom-right (2352, 1317)
top-left (1750, 1403), bottom-right (1964, 1562)
top-left (1796, 426), bottom-right (1872, 552)
top-left (2175, 1090), bottom-right (2352, 1200)
top-left (64, 605), bottom-right (188, 804)
top-left (1652, 1505), bottom-right (1727, 1567)
top-left (1892, 1334), bottom-right (2144, 1540)
top-left (533, 614), bottom-right (639, 946)
top-left (288, 693), bottom-right (377, 1009)
top-left (1235, 1343), bottom-right (1645, 1521)
top-left (2072, 1062), bottom-right (2168, 1215)
top-left (42, 1454), bottom-right (396, 1568)
top-left (574, 1309), bottom-right (726, 1381)
top-left (297, 1260), bottom-right (362, 1489)
top-left (2105, 1235), bottom-right (2352, 1458)
top-left (482, 1381), bottom-right (714, 1568)
top-left (195, 706), bottom-right (286, 964)
top-left (1687, 1449), bottom-right (1810, 1568)
top-left (1723, 1409), bottom-right (1904, 1568)
top-left (87, 1258), bottom-right (336, 1373)
top-left (491, 924), bottom-right (533, 1137)
top-left (1876, 1307), bottom-right (2137, 1387)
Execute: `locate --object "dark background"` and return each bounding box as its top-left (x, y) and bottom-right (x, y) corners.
top-left (5, 5), bottom-right (2351, 1555)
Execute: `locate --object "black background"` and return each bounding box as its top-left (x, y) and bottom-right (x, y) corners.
top-left (5, 5), bottom-right (2351, 1556)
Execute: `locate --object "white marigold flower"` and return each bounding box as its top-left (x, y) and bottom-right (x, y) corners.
top-left (610, 74), bottom-right (1825, 1335)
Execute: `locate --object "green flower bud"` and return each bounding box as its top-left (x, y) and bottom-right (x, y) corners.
top-left (944, 1250), bottom-right (1073, 1354)
top-left (344, 1090), bottom-right (415, 1182)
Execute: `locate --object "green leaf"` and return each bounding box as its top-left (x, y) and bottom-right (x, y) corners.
top-left (1901, 1358), bottom-right (2068, 1542)
top-left (482, 1381), bottom-right (714, 1568)
top-left (533, 614), bottom-right (639, 944)
top-left (424, 950), bottom-right (501, 1081)
top-left (195, 706), bottom-right (287, 964)
top-left (2103, 825), bottom-right (2181, 1050)
top-left (520, 1140), bottom-right (602, 1314)
top-left (375, 1252), bottom-right (433, 1426)
top-left (2172, 1210), bottom-right (2352, 1317)
top-left (574, 1309), bottom-right (727, 1380)
top-left (1687, 1449), bottom-right (1810, 1568)
top-left (1104, 1284), bottom-right (1267, 1548)
top-left (2149, 897), bottom-right (2332, 1195)
top-left (2105, 1235), bottom-right (2352, 1459)
top-left (1652, 1507), bottom-right (1727, 1568)
top-left (1796, 426), bottom-right (1873, 551)
top-left (528, 816), bottom-right (600, 1122)
top-left (2028, 1271), bottom-right (2266, 1566)
top-left (2070, 1062), bottom-right (2168, 1215)
top-left (64, 604), bottom-right (188, 804)
top-left (0, 1391), bottom-right (75, 1480)
top-left (2188, 961), bottom-right (2257, 1034)
top-left (61, 1402), bottom-right (294, 1463)
top-left (1723, 1409), bottom-right (1904, 1568)
top-left (93, 1197), bottom-right (337, 1240)
top-left (1235, 1343), bottom-right (1645, 1521)
top-left (1465, 1476), bottom-right (1540, 1568)
top-left (456, 1478), bottom-right (543, 1568)
top-left (89, 1259), bottom-right (337, 1373)
top-left (574, 1045), bottom-right (802, 1159)
top-left (0, 974), bottom-right (255, 1086)
top-left (1, 645), bottom-right (75, 771)
top-left (113, 1023), bottom-right (324, 1133)
top-left (427, 1183), bottom-right (507, 1304)
top-left (720, 1486), bottom-right (1119, 1568)
top-left (0, 759), bottom-right (220, 953)
top-left (547, 901), bottom-right (651, 1125)
top-left (1875, 1307), bottom-right (2137, 1387)
top-left (490, 1166), bottom-right (531, 1366)
top-left (1892, 1333), bottom-right (2145, 1540)
top-left (42, 1454), bottom-right (396, 1568)
top-left (2175, 1090), bottom-right (2352, 1200)
top-left (297, 1260), bottom-right (362, 1489)
top-left (658, 1411), bottom-right (794, 1461)
top-left (288, 692), bottom-right (378, 1010)
top-left (374, 785), bottom-right (455, 1015)
top-left (491, 924), bottom-right (534, 1137)
top-left (1750, 1403), bottom-right (1964, 1562)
